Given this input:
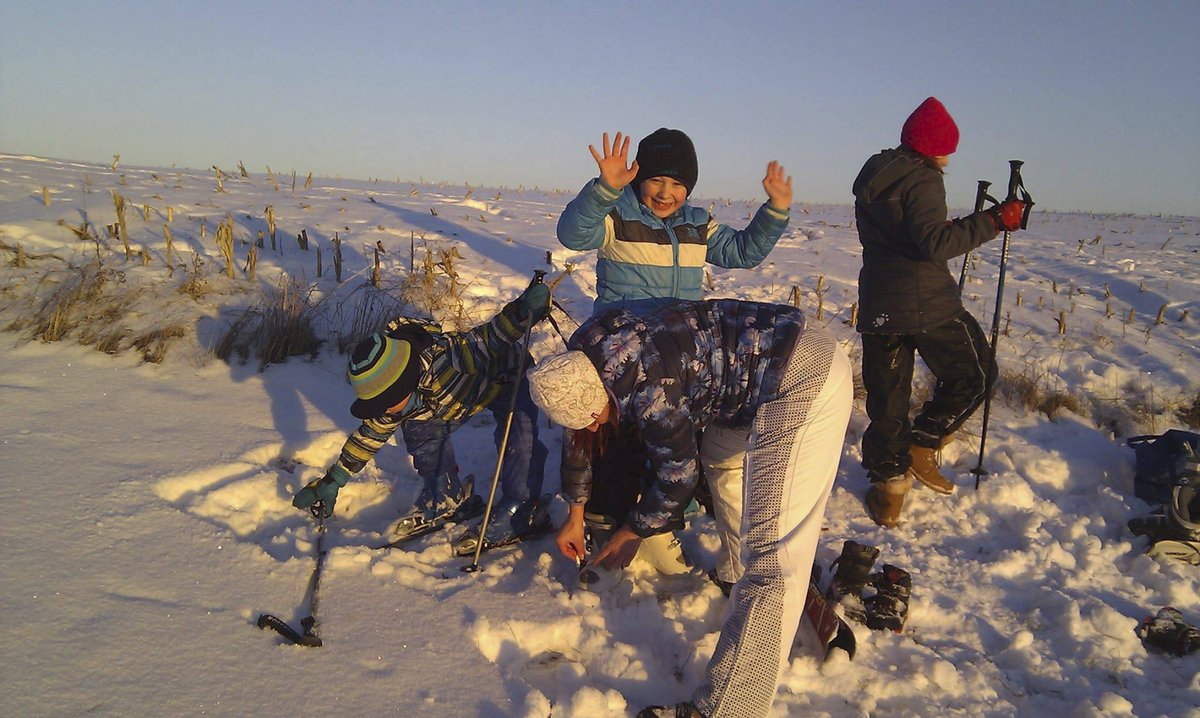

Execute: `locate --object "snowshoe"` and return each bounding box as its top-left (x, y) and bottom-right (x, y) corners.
top-left (1146, 540), bottom-right (1200, 565)
top-left (376, 494), bottom-right (484, 549)
top-left (826, 540), bottom-right (880, 624)
top-left (453, 494), bottom-right (553, 557)
top-left (795, 578), bottom-right (857, 661)
top-left (577, 517), bottom-right (626, 592)
top-left (578, 560), bottom-right (625, 593)
top-left (1128, 511), bottom-right (1172, 541)
top-left (1130, 461), bottom-right (1200, 564)
top-left (1136, 607), bottom-right (1200, 656)
top-left (864, 564), bottom-right (912, 633)
top-left (636, 702), bottom-right (704, 718)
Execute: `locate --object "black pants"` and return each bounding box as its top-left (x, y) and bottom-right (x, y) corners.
top-left (860, 310), bottom-right (994, 479)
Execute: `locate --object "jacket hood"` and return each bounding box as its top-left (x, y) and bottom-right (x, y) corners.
top-left (854, 148), bottom-right (921, 204)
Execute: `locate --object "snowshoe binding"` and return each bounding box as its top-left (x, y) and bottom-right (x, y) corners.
top-left (1136, 607), bottom-right (1200, 656)
top-left (1146, 540), bottom-right (1200, 565)
top-left (1130, 453), bottom-right (1200, 564)
top-left (864, 563), bottom-right (912, 633)
top-left (826, 540), bottom-right (880, 624)
top-left (453, 494), bottom-right (554, 557)
top-left (577, 515), bottom-right (624, 592)
top-left (377, 475), bottom-right (481, 549)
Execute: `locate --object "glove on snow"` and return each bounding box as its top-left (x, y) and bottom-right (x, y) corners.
top-left (1136, 606), bottom-right (1200, 656)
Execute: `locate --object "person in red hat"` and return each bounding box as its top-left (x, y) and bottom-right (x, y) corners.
top-left (853, 96), bottom-right (1025, 528)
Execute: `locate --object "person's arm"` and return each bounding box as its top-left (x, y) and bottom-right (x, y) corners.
top-left (556, 501), bottom-right (588, 562)
top-left (556, 132), bottom-right (637, 250)
top-left (442, 282), bottom-right (550, 374)
top-left (623, 381), bottom-right (701, 537)
top-left (332, 415), bottom-right (402, 474)
top-left (904, 173), bottom-right (998, 261)
top-left (554, 432), bottom-right (593, 560)
top-left (292, 415), bottom-right (401, 516)
top-left (557, 179), bottom-right (622, 251)
top-left (705, 162), bottom-right (792, 268)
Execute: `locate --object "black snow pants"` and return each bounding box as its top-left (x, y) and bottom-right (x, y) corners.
top-left (860, 309), bottom-right (995, 479)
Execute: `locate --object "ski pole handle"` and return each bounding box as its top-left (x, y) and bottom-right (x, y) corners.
top-left (974, 180), bottom-right (993, 213)
top-left (1006, 159), bottom-right (1035, 230)
top-left (1006, 160), bottom-right (1024, 202)
top-left (959, 180), bottom-right (994, 295)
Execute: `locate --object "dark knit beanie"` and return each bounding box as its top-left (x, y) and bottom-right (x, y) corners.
top-left (633, 128), bottom-right (698, 196)
top-left (348, 332), bottom-right (420, 419)
top-left (901, 97), bottom-right (960, 157)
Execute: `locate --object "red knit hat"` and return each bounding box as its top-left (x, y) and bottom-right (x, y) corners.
top-left (901, 97), bottom-right (959, 156)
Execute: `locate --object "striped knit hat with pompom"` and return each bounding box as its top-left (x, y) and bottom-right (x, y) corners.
top-left (348, 332), bottom-right (419, 419)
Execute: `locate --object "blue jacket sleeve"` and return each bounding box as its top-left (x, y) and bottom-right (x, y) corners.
top-left (705, 202), bottom-right (790, 268)
top-left (556, 179), bottom-right (622, 250)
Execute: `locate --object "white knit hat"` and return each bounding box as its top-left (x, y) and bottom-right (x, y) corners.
top-left (527, 351), bottom-right (609, 430)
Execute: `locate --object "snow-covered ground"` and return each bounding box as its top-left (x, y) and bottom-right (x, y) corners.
top-left (2, 153), bottom-right (1198, 717)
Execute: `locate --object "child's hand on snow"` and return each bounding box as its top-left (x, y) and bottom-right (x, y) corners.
top-left (589, 132), bottom-right (640, 192)
top-left (763, 161), bottom-right (793, 211)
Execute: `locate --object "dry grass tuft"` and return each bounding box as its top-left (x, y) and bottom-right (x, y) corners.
top-left (993, 364), bottom-right (1085, 420)
top-left (213, 276), bottom-right (322, 368)
top-left (1174, 391), bottom-right (1200, 430)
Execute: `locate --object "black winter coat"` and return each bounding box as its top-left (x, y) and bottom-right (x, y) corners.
top-left (853, 147), bottom-right (997, 334)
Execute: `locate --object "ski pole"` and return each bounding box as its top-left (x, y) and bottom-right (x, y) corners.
top-left (972, 160), bottom-right (1034, 489)
top-left (958, 180), bottom-right (994, 296)
top-left (542, 273), bottom-right (579, 347)
top-left (463, 271), bottom-right (546, 573)
top-left (257, 504), bottom-right (327, 647)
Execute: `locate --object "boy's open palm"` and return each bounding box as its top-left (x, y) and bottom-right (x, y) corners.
top-left (589, 132), bottom-right (639, 191)
top-left (763, 160), bottom-right (793, 211)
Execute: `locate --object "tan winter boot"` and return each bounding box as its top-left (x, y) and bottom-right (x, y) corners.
top-left (866, 476), bottom-right (912, 528)
top-left (908, 444), bottom-right (955, 495)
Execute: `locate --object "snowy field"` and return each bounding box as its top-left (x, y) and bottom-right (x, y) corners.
top-left (2, 153), bottom-right (1198, 717)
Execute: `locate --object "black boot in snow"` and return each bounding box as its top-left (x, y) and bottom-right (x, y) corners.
top-left (1136, 607), bottom-right (1200, 656)
top-left (706, 569), bottom-right (733, 597)
top-left (637, 702), bottom-right (704, 718)
top-left (827, 540), bottom-right (880, 624)
top-left (864, 564), bottom-right (912, 633)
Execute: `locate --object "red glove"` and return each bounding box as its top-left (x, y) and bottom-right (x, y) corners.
top-left (990, 200), bottom-right (1025, 232)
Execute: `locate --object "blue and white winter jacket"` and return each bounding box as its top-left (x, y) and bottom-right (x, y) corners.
top-left (562, 299), bottom-right (806, 536)
top-left (557, 180), bottom-right (790, 315)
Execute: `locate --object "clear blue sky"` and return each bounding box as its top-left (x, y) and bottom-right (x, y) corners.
top-left (3, 1), bottom-right (1197, 215)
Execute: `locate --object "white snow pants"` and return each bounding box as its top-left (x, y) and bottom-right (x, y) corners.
top-left (694, 328), bottom-right (853, 718)
top-left (701, 424), bottom-right (749, 585)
